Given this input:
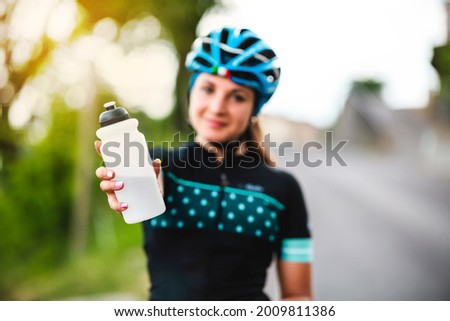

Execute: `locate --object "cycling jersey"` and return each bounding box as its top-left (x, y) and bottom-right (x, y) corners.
top-left (144, 141), bottom-right (312, 300)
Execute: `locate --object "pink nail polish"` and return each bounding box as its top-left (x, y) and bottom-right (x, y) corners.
top-left (115, 181), bottom-right (124, 188)
top-left (121, 203), bottom-right (128, 210)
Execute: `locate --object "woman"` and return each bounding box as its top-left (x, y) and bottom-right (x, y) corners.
top-left (95, 27), bottom-right (313, 300)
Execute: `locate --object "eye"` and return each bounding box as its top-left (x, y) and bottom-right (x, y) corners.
top-left (232, 93), bottom-right (246, 102)
top-left (202, 86), bottom-right (213, 94)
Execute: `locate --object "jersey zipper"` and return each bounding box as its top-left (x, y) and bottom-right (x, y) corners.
top-left (206, 171), bottom-right (229, 297)
top-left (215, 172), bottom-right (229, 229)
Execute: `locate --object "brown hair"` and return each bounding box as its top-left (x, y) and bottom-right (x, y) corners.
top-left (239, 117), bottom-right (276, 167)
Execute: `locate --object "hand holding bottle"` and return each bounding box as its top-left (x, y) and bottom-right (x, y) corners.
top-left (94, 140), bottom-right (162, 215)
top-left (95, 101), bottom-right (166, 223)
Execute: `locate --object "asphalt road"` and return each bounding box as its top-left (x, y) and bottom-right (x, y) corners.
top-left (267, 147), bottom-right (450, 300)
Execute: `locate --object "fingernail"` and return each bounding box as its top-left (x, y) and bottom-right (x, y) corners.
top-left (115, 181), bottom-right (124, 188)
top-left (107, 171), bottom-right (113, 178)
top-left (120, 203), bottom-right (128, 210)
top-left (155, 158), bottom-right (161, 164)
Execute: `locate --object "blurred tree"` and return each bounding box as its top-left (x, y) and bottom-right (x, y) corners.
top-left (431, 45), bottom-right (450, 122)
top-left (76, 0), bottom-right (220, 131)
top-left (351, 79), bottom-right (384, 96)
top-left (0, 100), bottom-right (77, 298)
top-left (0, 1), bottom-right (56, 180)
top-left (145, 0), bottom-right (220, 131)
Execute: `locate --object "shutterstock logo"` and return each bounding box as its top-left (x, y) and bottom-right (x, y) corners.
top-left (102, 133), bottom-right (148, 167)
top-left (101, 131), bottom-right (348, 168)
top-left (271, 131), bottom-right (348, 167)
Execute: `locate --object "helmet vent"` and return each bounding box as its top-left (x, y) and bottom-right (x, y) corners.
top-left (220, 29), bottom-right (230, 44)
top-left (202, 42), bottom-right (211, 54)
top-left (259, 49), bottom-right (276, 60)
top-left (220, 50), bottom-right (239, 64)
top-left (239, 28), bottom-right (250, 35)
top-left (241, 56), bottom-right (262, 67)
top-left (239, 37), bottom-right (259, 49)
top-left (195, 57), bottom-right (213, 68)
top-left (232, 70), bottom-right (259, 82)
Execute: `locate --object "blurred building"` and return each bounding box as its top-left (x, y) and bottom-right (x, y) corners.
top-left (333, 81), bottom-right (450, 178)
top-left (260, 114), bottom-right (320, 148)
top-left (335, 84), bottom-right (427, 153)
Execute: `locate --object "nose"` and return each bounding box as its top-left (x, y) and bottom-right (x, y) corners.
top-left (208, 93), bottom-right (227, 114)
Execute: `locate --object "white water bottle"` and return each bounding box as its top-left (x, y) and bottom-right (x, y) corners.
top-left (96, 101), bottom-right (166, 224)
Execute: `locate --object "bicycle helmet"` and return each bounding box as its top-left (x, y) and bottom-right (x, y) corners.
top-left (185, 27), bottom-right (281, 115)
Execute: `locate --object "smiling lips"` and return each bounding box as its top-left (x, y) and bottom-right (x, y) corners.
top-left (206, 118), bottom-right (227, 128)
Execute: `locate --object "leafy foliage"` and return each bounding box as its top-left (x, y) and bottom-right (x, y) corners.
top-left (0, 101), bottom-right (76, 298)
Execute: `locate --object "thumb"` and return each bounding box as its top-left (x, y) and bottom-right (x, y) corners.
top-left (94, 140), bottom-right (102, 157)
top-left (153, 158), bottom-right (162, 178)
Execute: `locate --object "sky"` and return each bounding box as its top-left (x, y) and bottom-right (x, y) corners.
top-left (199, 0), bottom-right (448, 128)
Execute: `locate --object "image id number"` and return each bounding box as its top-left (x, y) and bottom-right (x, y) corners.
top-left (256, 305), bottom-right (335, 317)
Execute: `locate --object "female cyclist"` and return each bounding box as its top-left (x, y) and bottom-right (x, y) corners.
top-left (95, 27), bottom-right (313, 300)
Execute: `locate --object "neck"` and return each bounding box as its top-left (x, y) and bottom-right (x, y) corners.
top-left (195, 136), bottom-right (245, 162)
top-left (195, 137), bottom-right (224, 161)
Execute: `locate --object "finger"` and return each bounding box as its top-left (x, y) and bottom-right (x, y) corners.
top-left (95, 166), bottom-right (115, 180)
top-left (106, 193), bottom-right (127, 213)
top-left (94, 140), bottom-right (102, 157)
top-left (153, 158), bottom-right (161, 178)
top-left (100, 180), bottom-right (124, 193)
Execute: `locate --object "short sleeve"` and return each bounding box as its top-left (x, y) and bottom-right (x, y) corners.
top-left (277, 172), bottom-right (313, 263)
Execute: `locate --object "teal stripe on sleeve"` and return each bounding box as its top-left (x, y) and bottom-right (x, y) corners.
top-left (281, 238), bottom-right (313, 263)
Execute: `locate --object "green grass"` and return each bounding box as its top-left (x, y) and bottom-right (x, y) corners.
top-left (10, 247), bottom-right (149, 301)
top-left (8, 217), bottom-right (150, 301)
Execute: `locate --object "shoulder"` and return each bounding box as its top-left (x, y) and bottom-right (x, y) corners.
top-left (264, 166), bottom-right (303, 190)
top-left (249, 164), bottom-right (306, 208)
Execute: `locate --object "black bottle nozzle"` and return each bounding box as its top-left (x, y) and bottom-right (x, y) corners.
top-left (104, 101), bottom-right (117, 111)
top-left (99, 101), bottom-right (130, 127)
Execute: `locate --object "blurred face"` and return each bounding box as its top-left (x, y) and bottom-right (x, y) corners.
top-left (189, 73), bottom-right (255, 144)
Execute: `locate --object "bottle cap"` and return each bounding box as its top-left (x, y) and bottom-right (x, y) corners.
top-left (99, 101), bottom-right (130, 127)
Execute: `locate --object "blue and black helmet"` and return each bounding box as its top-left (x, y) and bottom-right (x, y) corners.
top-left (185, 27), bottom-right (281, 115)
